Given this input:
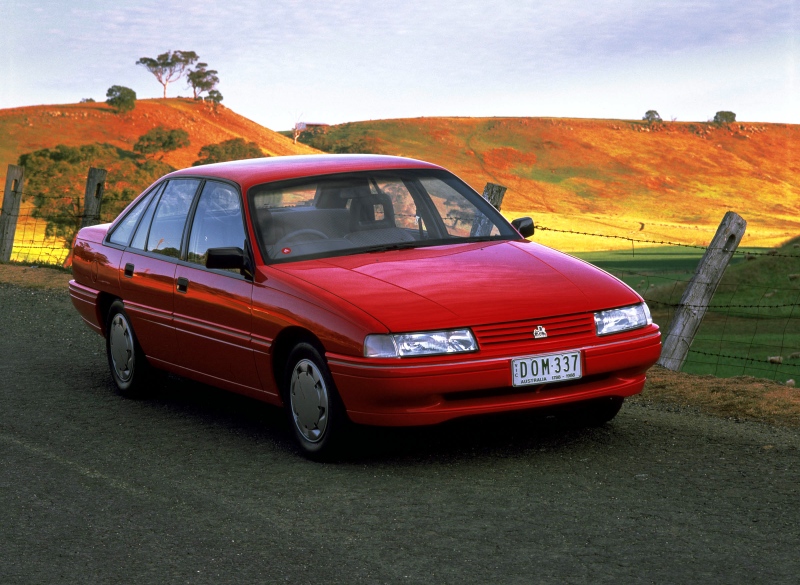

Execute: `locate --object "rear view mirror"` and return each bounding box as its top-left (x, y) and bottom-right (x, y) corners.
top-left (511, 217), bottom-right (535, 238)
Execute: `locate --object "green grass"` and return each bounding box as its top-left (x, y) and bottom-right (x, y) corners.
top-left (574, 239), bottom-right (800, 384)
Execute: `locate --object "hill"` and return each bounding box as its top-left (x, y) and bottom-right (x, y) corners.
top-left (294, 117), bottom-right (800, 250)
top-left (0, 99), bottom-right (320, 264)
top-left (0, 98), bottom-right (318, 171)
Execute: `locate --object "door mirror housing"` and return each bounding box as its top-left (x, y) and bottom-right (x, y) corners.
top-left (511, 217), bottom-right (535, 238)
top-left (206, 247), bottom-right (251, 278)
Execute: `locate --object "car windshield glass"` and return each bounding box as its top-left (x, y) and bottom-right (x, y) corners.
top-left (249, 169), bottom-right (517, 263)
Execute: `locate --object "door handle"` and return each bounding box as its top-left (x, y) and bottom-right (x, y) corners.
top-left (124, 263), bottom-right (134, 278)
top-left (176, 277), bottom-right (189, 293)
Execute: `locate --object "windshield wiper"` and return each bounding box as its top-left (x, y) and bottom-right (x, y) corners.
top-left (360, 242), bottom-right (421, 253)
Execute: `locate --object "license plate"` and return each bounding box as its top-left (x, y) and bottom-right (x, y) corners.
top-left (512, 351), bottom-right (582, 387)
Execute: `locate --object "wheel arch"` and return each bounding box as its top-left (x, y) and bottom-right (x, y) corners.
top-left (270, 326), bottom-right (327, 397)
top-left (97, 292), bottom-right (119, 335)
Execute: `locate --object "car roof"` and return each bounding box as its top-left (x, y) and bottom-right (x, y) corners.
top-left (165, 154), bottom-right (445, 190)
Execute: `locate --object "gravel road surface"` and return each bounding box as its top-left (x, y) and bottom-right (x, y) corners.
top-left (1, 283), bottom-right (798, 584)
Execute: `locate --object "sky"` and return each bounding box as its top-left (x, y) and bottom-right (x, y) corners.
top-left (1, 0), bottom-right (798, 130)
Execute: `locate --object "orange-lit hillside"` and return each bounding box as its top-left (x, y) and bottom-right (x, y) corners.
top-left (0, 98), bottom-right (318, 171)
top-left (0, 99), bottom-right (320, 264)
top-left (317, 117), bottom-right (800, 250)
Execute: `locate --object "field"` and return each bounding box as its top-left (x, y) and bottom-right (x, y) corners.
top-left (574, 236), bottom-right (800, 384)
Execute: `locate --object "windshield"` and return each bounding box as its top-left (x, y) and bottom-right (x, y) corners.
top-left (248, 169), bottom-right (518, 263)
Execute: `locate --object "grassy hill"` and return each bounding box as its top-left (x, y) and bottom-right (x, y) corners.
top-left (0, 98), bottom-right (318, 172)
top-left (3, 103), bottom-right (799, 254)
top-left (294, 117), bottom-right (800, 251)
top-left (0, 99), bottom-right (320, 264)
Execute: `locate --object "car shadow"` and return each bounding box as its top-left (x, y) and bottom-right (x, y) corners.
top-left (132, 373), bottom-right (619, 464)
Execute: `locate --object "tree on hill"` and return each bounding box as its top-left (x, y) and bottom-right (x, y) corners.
top-left (713, 111), bottom-right (736, 124)
top-left (204, 89), bottom-right (224, 112)
top-left (187, 62), bottom-right (219, 100)
top-left (106, 85), bottom-right (136, 113)
top-left (643, 110), bottom-right (662, 124)
top-left (133, 127), bottom-right (190, 158)
top-left (192, 138), bottom-right (263, 166)
top-left (18, 144), bottom-right (173, 248)
top-left (136, 51), bottom-right (199, 98)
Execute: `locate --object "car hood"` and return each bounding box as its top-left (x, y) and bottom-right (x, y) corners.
top-left (273, 241), bottom-right (642, 331)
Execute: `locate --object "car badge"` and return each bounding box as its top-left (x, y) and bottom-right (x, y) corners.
top-left (533, 325), bottom-right (547, 339)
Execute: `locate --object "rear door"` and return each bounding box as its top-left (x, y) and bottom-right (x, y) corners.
top-left (173, 180), bottom-right (261, 391)
top-left (120, 179), bottom-right (200, 364)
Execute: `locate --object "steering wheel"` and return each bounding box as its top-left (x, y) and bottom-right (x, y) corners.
top-left (275, 229), bottom-right (329, 248)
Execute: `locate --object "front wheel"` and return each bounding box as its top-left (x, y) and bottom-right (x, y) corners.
top-left (284, 343), bottom-right (348, 459)
top-left (105, 300), bottom-right (153, 398)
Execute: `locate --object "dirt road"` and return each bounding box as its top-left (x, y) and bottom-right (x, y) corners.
top-left (1, 282), bottom-right (798, 584)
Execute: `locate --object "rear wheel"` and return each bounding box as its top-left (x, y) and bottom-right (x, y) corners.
top-left (105, 300), bottom-right (153, 398)
top-left (284, 342), bottom-right (348, 459)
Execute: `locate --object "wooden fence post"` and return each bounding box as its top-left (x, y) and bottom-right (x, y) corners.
top-left (471, 182), bottom-right (507, 237)
top-left (657, 211), bottom-right (747, 371)
top-left (81, 167), bottom-right (107, 228)
top-left (0, 164), bottom-right (25, 262)
top-left (482, 182), bottom-right (507, 210)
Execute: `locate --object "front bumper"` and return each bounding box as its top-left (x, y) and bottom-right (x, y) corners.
top-left (327, 325), bottom-right (661, 426)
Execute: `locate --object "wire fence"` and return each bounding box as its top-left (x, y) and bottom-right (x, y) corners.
top-left (537, 225), bottom-right (800, 384)
top-left (1, 197), bottom-right (72, 265)
top-left (2, 164), bottom-right (109, 266)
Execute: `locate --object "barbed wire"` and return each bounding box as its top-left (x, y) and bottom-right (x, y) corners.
top-left (646, 298), bottom-right (800, 310)
top-left (536, 225), bottom-right (800, 258)
top-left (687, 349), bottom-right (800, 371)
top-left (537, 225), bottom-right (709, 250)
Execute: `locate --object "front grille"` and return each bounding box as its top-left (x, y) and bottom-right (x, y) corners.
top-left (473, 313), bottom-right (595, 352)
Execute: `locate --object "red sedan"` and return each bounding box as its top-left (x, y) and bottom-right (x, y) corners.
top-left (69, 154), bottom-right (661, 457)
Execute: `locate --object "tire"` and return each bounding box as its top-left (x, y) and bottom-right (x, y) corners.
top-left (283, 342), bottom-right (348, 459)
top-left (105, 300), bottom-right (153, 398)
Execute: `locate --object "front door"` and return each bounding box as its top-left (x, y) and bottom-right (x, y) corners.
top-left (172, 180), bottom-right (261, 391)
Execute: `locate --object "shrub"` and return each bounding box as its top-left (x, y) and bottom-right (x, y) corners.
top-left (713, 111), bottom-right (736, 124)
top-left (105, 85), bottom-right (136, 113)
top-left (133, 127), bottom-right (190, 157)
top-left (192, 138), bottom-right (263, 166)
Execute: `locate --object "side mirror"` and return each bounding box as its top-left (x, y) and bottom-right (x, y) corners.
top-left (206, 246), bottom-right (247, 271)
top-left (511, 217), bottom-right (535, 238)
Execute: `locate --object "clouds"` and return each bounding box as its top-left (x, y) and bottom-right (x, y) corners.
top-left (1, 0), bottom-right (797, 128)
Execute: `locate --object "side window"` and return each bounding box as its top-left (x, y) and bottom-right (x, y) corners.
top-left (108, 185), bottom-right (160, 246)
top-left (420, 177), bottom-right (500, 238)
top-left (130, 185), bottom-right (162, 251)
top-left (187, 181), bottom-right (246, 267)
top-left (145, 179), bottom-right (201, 258)
top-left (374, 178), bottom-right (419, 231)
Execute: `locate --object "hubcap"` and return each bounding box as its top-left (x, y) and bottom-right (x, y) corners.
top-left (109, 313), bottom-right (134, 382)
top-left (289, 359), bottom-right (329, 443)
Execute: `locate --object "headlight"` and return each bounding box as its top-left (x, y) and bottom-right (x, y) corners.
top-left (364, 329), bottom-right (478, 358)
top-left (594, 303), bottom-right (652, 336)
